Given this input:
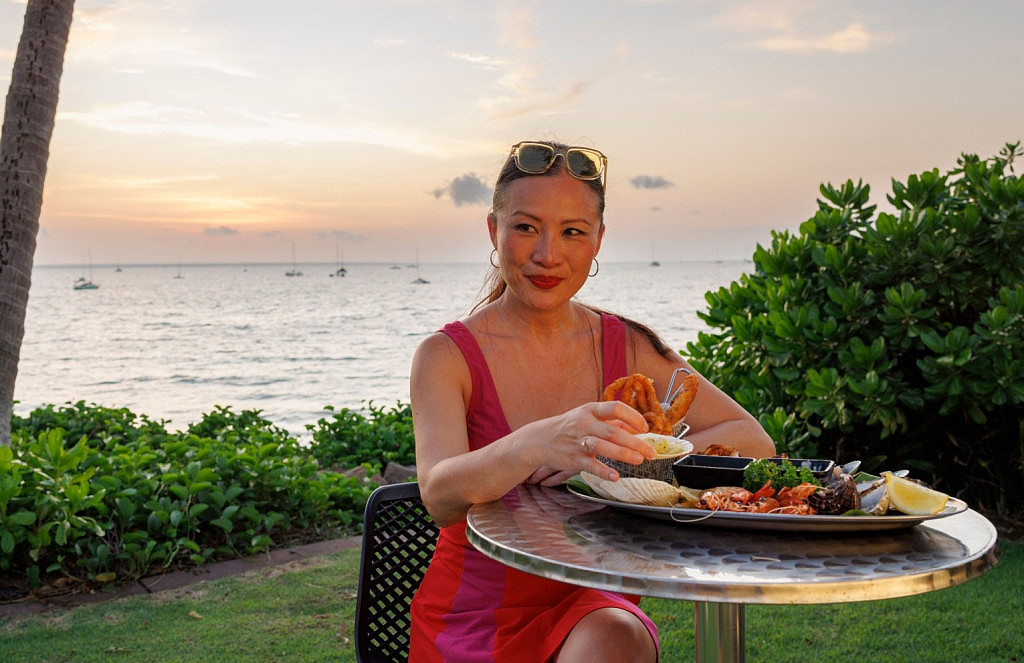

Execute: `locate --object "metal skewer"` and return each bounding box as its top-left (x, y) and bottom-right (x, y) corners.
top-left (661, 367), bottom-right (693, 409)
top-left (662, 367), bottom-right (695, 438)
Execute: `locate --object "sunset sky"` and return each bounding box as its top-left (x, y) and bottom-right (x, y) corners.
top-left (2, 0), bottom-right (1022, 267)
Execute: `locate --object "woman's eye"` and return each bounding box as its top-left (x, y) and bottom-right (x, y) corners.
top-left (513, 222), bottom-right (536, 233)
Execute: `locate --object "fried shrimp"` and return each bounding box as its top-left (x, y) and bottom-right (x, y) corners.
top-left (664, 371), bottom-right (699, 424)
top-left (700, 444), bottom-right (741, 457)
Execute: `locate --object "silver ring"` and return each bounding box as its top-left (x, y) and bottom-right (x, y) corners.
top-left (580, 435), bottom-right (591, 452)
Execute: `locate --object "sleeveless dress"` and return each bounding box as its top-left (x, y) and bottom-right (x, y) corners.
top-left (407, 314), bottom-right (659, 662)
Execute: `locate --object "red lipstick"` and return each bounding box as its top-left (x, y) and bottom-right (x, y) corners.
top-left (529, 275), bottom-right (562, 289)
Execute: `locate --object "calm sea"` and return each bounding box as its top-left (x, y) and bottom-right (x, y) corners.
top-left (15, 260), bottom-right (752, 435)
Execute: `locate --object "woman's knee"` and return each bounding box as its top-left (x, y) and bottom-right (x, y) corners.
top-left (556, 608), bottom-right (657, 662)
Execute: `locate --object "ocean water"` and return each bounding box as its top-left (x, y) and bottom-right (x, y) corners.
top-left (15, 260), bottom-right (752, 434)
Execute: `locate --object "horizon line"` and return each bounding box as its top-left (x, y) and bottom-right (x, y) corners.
top-left (36, 258), bottom-right (754, 269)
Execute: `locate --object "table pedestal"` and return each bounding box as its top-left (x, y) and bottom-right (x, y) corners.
top-left (695, 602), bottom-right (744, 663)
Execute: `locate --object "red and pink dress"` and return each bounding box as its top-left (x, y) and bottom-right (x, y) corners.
top-left (408, 314), bottom-right (659, 662)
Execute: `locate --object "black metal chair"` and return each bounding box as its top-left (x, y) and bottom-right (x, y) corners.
top-left (355, 482), bottom-right (438, 663)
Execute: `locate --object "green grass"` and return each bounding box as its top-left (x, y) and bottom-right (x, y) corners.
top-left (649, 538), bottom-right (1024, 662)
top-left (2, 540), bottom-right (1021, 662)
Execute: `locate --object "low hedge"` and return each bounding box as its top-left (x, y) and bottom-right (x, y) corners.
top-left (1, 401), bottom-right (413, 589)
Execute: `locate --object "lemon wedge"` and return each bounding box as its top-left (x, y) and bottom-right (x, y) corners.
top-left (884, 472), bottom-right (949, 515)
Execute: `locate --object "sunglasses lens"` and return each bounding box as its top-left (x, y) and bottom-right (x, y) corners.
top-left (515, 144), bottom-right (556, 173)
top-left (566, 149), bottom-right (604, 180)
top-left (510, 143), bottom-right (605, 188)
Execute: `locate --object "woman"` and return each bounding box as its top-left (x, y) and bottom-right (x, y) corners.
top-left (408, 140), bottom-right (775, 662)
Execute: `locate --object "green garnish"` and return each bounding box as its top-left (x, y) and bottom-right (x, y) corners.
top-left (565, 474), bottom-right (600, 498)
top-left (742, 458), bottom-right (821, 492)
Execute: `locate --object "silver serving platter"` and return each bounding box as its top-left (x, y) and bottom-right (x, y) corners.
top-left (566, 485), bottom-right (969, 532)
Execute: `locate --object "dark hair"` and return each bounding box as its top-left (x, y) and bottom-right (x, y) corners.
top-left (473, 140), bottom-right (675, 359)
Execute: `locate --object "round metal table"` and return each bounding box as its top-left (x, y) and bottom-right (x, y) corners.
top-left (465, 484), bottom-right (999, 662)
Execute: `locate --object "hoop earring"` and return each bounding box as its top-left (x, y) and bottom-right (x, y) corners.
top-left (589, 258), bottom-right (600, 277)
top-left (489, 249), bottom-right (500, 269)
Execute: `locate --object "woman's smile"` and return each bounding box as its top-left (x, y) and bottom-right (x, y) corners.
top-left (528, 275), bottom-right (563, 289)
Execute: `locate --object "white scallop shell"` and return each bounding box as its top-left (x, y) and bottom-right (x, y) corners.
top-left (580, 472), bottom-right (682, 507)
top-left (636, 432), bottom-right (694, 458)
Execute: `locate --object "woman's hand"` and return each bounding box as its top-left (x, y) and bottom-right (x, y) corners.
top-left (524, 400), bottom-right (657, 486)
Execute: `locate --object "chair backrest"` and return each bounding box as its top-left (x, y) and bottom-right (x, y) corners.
top-left (355, 482), bottom-right (439, 663)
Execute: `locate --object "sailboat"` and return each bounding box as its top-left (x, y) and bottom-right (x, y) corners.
top-left (411, 248), bottom-right (428, 284)
top-left (649, 241), bottom-right (660, 267)
top-left (330, 243), bottom-right (347, 277)
top-left (286, 241), bottom-right (303, 276)
top-left (174, 256), bottom-right (184, 279)
top-left (74, 250), bottom-right (99, 290)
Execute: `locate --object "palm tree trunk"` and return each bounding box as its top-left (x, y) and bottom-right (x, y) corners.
top-left (0, 0), bottom-right (76, 446)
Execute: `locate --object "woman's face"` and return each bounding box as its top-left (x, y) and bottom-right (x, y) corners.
top-left (488, 170), bottom-right (604, 310)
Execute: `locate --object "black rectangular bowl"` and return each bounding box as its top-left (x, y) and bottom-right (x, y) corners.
top-left (672, 454), bottom-right (754, 489)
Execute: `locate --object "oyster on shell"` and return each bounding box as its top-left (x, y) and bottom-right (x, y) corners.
top-left (580, 472), bottom-right (683, 507)
top-left (858, 477), bottom-right (891, 515)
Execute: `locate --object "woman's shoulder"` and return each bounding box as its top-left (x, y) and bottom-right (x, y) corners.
top-left (412, 328), bottom-right (472, 384)
top-left (416, 325), bottom-right (464, 356)
top-left (417, 317), bottom-right (488, 361)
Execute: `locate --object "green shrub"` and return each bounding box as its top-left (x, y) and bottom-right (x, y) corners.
top-left (11, 400), bottom-right (170, 448)
top-left (186, 404), bottom-right (288, 442)
top-left (3, 403), bottom-right (379, 588)
top-left (306, 401), bottom-right (416, 472)
top-left (0, 432), bottom-right (106, 579)
top-left (686, 142), bottom-right (1024, 521)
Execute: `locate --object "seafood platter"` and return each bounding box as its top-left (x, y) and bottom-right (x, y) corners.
top-left (569, 458), bottom-right (966, 532)
top-left (573, 371), bottom-right (966, 532)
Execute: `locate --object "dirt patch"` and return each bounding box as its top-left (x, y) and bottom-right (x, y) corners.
top-left (0, 536), bottom-right (362, 619)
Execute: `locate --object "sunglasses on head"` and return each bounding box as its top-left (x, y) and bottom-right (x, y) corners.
top-left (508, 142), bottom-right (607, 191)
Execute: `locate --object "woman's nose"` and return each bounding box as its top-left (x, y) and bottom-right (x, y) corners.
top-left (532, 232), bottom-right (563, 265)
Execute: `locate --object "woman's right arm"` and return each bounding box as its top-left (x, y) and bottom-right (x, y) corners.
top-left (410, 333), bottom-right (655, 527)
top-left (410, 333), bottom-right (541, 526)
